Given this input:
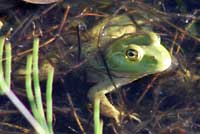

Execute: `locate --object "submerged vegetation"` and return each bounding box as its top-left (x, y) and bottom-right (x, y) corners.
top-left (0, 37), bottom-right (54, 133)
top-left (0, 0), bottom-right (199, 134)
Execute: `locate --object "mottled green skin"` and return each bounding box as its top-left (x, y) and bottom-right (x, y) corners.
top-left (86, 15), bottom-right (171, 123)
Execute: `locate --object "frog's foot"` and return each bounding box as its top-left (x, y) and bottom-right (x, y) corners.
top-left (99, 96), bottom-right (141, 124)
top-left (122, 112), bottom-right (141, 123)
top-left (113, 112), bottom-right (141, 126)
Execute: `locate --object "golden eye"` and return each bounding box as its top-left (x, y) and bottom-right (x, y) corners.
top-left (126, 49), bottom-right (139, 61)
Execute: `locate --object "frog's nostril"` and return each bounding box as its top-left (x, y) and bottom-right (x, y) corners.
top-left (148, 54), bottom-right (171, 72)
top-left (149, 56), bottom-right (157, 61)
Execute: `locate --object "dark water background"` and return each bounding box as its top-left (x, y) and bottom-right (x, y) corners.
top-left (0, 0), bottom-right (199, 134)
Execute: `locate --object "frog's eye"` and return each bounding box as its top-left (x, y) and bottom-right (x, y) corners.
top-left (125, 45), bottom-right (144, 61)
top-left (125, 49), bottom-right (139, 61)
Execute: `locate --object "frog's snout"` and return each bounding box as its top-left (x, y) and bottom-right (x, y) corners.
top-left (164, 55), bottom-right (178, 72)
top-left (156, 50), bottom-right (172, 72)
top-left (162, 56), bottom-right (171, 70)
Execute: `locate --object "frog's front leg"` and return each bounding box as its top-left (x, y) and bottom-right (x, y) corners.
top-left (88, 78), bottom-right (134, 123)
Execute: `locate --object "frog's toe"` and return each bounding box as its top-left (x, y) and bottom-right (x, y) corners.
top-left (116, 112), bottom-right (141, 125)
top-left (128, 112), bottom-right (141, 123)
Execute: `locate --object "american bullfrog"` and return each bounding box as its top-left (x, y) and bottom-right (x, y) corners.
top-left (83, 15), bottom-right (171, 123)
top-left (16, 15), bottom-right (171, 123)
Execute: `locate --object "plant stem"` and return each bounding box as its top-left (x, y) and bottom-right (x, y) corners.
top-left (4, 88), bottom-right (46, 134)
top-left (46, 67), bottom-right (54, 134)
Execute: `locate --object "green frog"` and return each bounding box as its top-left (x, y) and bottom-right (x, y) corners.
top-left (83, 15), bottom-right (171, 123)
top-left (16, 15), bottom-right (171, 123)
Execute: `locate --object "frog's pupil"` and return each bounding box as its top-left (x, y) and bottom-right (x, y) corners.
top-left (128, 51), bottom-right (134, 57)
top-left (127, 49), bottom-right (137, 58)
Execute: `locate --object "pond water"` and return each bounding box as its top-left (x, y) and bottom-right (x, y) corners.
top-left (0, 1), bottom-right (199, 134)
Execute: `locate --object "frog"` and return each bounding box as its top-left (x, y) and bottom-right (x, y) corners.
top-left (15, 15), bottom-right (171, 124)
top-left (82, 15), bottom-right (171, 123)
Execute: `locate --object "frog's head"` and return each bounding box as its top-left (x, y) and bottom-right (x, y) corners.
top-left (105, 32), bottom-right (171, 78)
